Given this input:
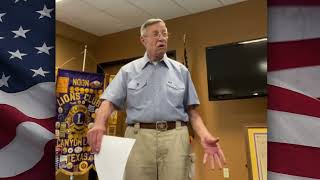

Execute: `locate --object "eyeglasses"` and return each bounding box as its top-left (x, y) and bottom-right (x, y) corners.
top-left (146, 31), bottom-right (169, 39)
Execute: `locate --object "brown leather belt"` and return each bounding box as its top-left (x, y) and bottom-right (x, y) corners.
top-left (128, 121), bottom-right (188, 131)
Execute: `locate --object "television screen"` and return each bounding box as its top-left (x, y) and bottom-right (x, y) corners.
top-left (206, 39), bottom-right (267, 101)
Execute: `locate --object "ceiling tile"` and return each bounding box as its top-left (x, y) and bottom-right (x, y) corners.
top-left (57, 0), bottom-right (126, 35)
top-left (172, 0), bottom-right (223, 14)
top-left (127, 0), bottom-right (189, 20)
top-left (82, 0), bottom-right (152, 28)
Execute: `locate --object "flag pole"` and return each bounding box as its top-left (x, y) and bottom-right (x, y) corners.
top-left (183, 34), bottom-right (188, 69)
top-left (82, 45), bottom-right (88, 72)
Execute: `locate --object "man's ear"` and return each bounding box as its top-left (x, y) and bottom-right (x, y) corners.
top-left (140, 36), bottom-right (145, 46)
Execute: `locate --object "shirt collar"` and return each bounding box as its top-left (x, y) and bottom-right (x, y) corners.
top-left (140, 52), bottom-right (170, 70)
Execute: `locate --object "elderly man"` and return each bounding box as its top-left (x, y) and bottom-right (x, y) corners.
top-left (87, 18), bottom-right (226, 180)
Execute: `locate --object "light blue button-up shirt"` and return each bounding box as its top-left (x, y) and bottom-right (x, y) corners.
top-left (100, 53), bottom-right (200, 124)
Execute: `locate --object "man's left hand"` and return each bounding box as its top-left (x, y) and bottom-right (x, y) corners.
top-left (201, 136), bottom-right (226, 170)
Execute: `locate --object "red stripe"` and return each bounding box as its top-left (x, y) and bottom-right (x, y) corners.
top-left (0, 140), bottom-right (55, 180)
top-left (268, 38), bottom-right (320, 71)
top-left (0, 104), bottom-right (55, 149)
top-left (268, 0), bottom-right (320, 6)
top-left (268, 141), bottom-right (320, 179)
top-left (268, 85), bottom-right (320, 118)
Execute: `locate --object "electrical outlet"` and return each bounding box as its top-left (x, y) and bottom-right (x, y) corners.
top-left (223, 168), bottom-right (229, 178)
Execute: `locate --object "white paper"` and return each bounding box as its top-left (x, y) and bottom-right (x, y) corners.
top-left (94, 135), bottom-right (135, 180)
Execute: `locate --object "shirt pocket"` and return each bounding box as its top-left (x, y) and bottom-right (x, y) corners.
top-left (166, 80), bottom-right (185, 107)
top-left (127, 79), bottom-right (147, 108)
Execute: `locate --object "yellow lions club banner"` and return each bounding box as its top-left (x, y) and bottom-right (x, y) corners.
top-left (55, 69), bottom-right (105, 175)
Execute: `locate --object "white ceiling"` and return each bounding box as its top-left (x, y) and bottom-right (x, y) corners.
top-left (56, 0), bottom-right (245, 36)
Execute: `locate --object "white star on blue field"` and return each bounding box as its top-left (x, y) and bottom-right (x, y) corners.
top-left (0, 0), bottom-right (55, 93)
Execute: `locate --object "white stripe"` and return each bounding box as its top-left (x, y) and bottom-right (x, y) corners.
top-left (268, 171), bottom-right (318, 180)
top-left (268, 7), bottom-right (320, 42)
top-left (0, 122), bottom-right (54, 177)
top-left (268, 65), bottom-right (320, 99)
top-left (268, 110), bottom-right (320, 148)
top-left (0, 82), bottom-right (55, 119)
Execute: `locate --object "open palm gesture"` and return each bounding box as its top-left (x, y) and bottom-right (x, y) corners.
top-left (201, 136), bottom-right (226, 170)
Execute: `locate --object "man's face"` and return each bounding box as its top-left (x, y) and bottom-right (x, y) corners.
top-left (141, 22), bottom-right (168, 59)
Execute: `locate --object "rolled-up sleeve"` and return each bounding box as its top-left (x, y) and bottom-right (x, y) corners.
top-left (100, 68), bottom-right (127, 110)
top-left (184, 70), bottom-right (200, 108)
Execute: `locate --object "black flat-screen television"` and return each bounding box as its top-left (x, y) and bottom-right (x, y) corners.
top-left (206, 38), bottom-right (267, 101)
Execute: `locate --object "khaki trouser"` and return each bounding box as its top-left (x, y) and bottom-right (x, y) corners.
top-left (124, 122), bottom-right (194, 180)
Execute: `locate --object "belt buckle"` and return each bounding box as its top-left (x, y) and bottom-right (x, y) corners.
top-left (156, 121), bottom-right (168, 131)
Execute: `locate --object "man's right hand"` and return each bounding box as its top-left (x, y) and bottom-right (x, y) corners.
top-left (87, 124), bottom-right (106, 153)
top-left (87, 100), bottom-right (115, 153)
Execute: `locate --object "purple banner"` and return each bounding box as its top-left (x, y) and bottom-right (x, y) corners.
top-left (55, 69), bottom-right (104, 175)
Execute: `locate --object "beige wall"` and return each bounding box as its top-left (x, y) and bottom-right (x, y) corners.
top-left (56, 21), bottom-right (99, 73)
top-left (56, 0), bottom-right (267, 180)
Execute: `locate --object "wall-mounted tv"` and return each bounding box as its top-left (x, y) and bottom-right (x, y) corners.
top-left (206, 38), bottom-right (267, 101)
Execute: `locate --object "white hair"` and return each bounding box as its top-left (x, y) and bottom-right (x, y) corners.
top-left (140, 18), bottom-right (165, 37)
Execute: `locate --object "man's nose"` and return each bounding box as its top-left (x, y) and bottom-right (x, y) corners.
top-left (158, 34), bottom-right (166, 41)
